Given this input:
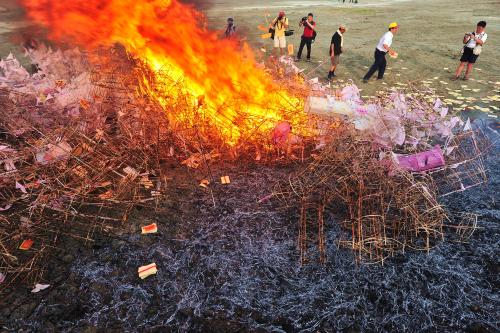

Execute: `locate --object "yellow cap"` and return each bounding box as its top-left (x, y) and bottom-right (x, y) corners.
top-left (389, 22), bottom-right (398, 29)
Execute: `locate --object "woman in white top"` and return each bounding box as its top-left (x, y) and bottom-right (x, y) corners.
top-left (453, 21), bottom-right (487, 81)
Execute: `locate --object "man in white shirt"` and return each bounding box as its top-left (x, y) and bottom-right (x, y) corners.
top-left (452, 21), bottom-right (487, 81)
top-left (363, 22), bottom-right (399, 83)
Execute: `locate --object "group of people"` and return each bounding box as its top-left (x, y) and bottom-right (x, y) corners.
top-left (225, 13), bottom-right (488, 83)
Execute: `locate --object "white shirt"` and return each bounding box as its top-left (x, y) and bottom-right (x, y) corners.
top-left (376, 31), bottom-right (393, 52)
top-left (466, 31), bottom-right (487, 48)
top-left (337, 29), bottom-right (344, 47)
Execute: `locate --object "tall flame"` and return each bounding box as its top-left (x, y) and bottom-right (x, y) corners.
top-left (20, 0), bottom-right (304, 145)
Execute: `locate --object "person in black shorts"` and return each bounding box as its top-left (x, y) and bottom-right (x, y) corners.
top-left (452, 21), bottom-right (487, 81)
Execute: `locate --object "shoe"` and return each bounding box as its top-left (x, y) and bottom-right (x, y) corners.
top-left (462, 77), bottom-right (469, 81)
top-left (362, 79), bottom-right (369, 83)
top-left (331, 73), bottom-right (337, 78)
top-left (450, 76), bottom-right (459, 81)
top-left (294, 58), bottom-right (301, 62)
top-left (306, 58), bottom-right (311, 62)
top-left (376, 77), bottom-right (383, 80)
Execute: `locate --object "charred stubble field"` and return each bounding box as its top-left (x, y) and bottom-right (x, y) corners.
top-left (1, 127), bottom-right (498, 333)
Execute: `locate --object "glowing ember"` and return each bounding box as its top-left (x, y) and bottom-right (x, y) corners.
top-left (20, 0), bottom-right (306, 145)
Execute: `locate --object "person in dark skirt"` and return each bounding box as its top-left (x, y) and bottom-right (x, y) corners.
top-left (452, 21), bottom-right (487, 81)
top-left (362, 22), bottom-right (399, 83)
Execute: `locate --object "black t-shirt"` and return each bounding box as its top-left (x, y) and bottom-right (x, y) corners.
top-left (330, 32), bottom-right (342, 55)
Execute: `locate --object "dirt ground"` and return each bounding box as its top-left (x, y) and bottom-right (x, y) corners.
top-left (2, 0), bottom-right (498, 115)
top-left (1, 1), bottom-right (499, 332)
top-left (204, 0), bottom-right (500, 119)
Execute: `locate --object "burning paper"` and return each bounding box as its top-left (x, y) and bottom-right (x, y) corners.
top-left (138, 263), bottom-right (157, 279)
top-left (199, 179), bottom-right (210, 188)
top-left (19, 239), bottom-right (34, 250)
top-left (141, 223), bottom-right (158, 234)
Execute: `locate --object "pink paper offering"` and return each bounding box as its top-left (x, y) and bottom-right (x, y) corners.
top-left (396, 145), bottom-right (445, 172)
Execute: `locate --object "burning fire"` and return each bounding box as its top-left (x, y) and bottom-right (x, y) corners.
top-left (20, 0), bottom-right (305, 146)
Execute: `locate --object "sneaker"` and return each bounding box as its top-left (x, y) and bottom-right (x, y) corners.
top-left (306, 58), bottom-right (311, 62)
top-left (294, 57), bottom-right (301, 62)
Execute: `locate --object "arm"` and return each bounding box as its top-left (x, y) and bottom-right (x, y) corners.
top-left (474, 36), bottom-right (485, 45)
top-left (283, 18), bottom-right (289, 29)
top-left (270, 18), bottom-right (277, 28)
top-left (463, 34), bottom-right (471, 44)
top-left (383, 44), bottom-right (396, 55)
top-left (306, 21), bottom-right (315, 30)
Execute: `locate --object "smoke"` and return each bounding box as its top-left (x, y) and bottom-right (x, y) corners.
top-left (180, 0), bottom-right (214, 10)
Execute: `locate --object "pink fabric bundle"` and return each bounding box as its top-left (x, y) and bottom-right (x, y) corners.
top-left (272, 121), bottom-right (291, 145)
top-left (396, 145), bottom-right (445, 172)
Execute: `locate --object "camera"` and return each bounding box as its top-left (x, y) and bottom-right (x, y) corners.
top-left (301, 17), bottom-right (307, 22)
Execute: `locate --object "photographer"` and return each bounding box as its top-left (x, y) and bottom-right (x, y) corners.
top-left (224, 17), bottom-right (236, 39)
top-left (452, 21), bottom-right (487, 81)
top-left (270, 11), bottom-right (289, 56)
top-left (296, 13), bottom-right (316, 61)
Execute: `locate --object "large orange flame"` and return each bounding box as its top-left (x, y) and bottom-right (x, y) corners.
top-left (20, 0), bottom-right (305, 145)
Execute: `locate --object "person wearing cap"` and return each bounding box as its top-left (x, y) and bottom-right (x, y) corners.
top-left (224, 17), bottom-right (236, 38)
top-left (271, 11), bottom-right (289, 56)
top-left (452, 21), bottom-right (488, 81)
top-left (363, 22), bottom-right (399, 83)
top-left (328, 25), bottom-right (347, 80)
top-left (296, 13), bottom-right (316, 61)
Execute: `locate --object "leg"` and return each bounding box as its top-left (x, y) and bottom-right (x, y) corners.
top-left (297, 37), bottom-right (306, 59)
top-left (363, 50), bottom-right (382, 80)
top-left (306, 38), bottom-right (312, 59)
top-left (454, 61), bottom-right (466, 78)
top-left (464, 63), bottom-right (474, 79)
top-left (279, 37), bottom-right (286, 57)
top-left (377, 54), bottom-right (387, 79)
top-left (273, 36), bottom-right (280, 57)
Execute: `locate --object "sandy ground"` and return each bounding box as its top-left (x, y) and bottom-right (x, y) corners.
top-left (204, 0), bottom-right (500, 119)
top-left (1, 0), bottom-right (499, 119)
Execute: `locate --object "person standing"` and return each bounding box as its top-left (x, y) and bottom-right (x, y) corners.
top-left (224, 17), bottom-right (236, 38)
top-left (362, 22), bottom-right (399, 83)
top-left (296, 13), bottom-right (316, 61)
top-left (271, 11), bottom-right (289, 57)
top-left (452, 21), bottom-right (487, 81)
top-left (328, 25), bottom-right (347, 80)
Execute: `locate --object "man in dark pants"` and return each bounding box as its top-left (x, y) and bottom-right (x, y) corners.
top-left (328, 25), bottom-right (346, 80)
top-left (363, 22), bottom-right (399, 83)
top-left (296, 13), bottom-right (316, 61)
